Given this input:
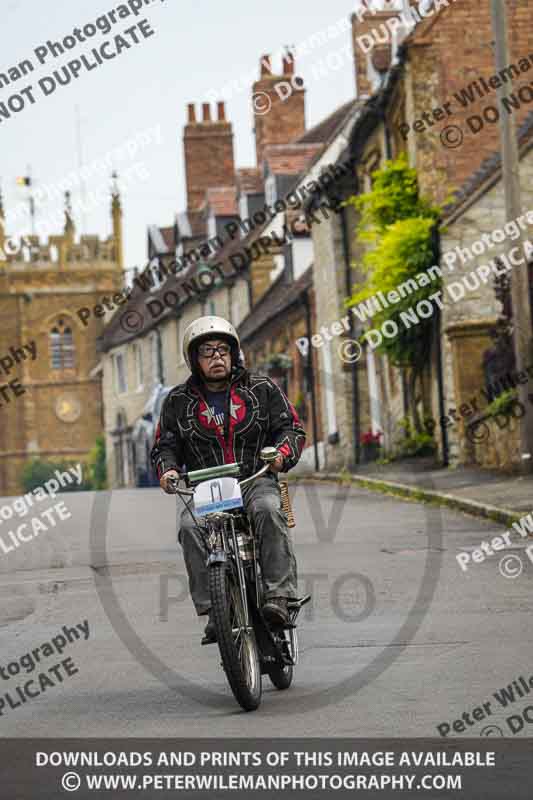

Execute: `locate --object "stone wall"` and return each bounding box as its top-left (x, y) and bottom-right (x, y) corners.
top-left (405, 0), bottom-right (533, 205)
top-left (469, 412), bottom-right (522, 471)
top-left (440, 146), bottom-right (533, 466)
top-left (311, 203), bottom-right (357, 470)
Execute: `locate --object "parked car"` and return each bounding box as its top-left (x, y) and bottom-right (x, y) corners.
top-left (132, 383), bottom-right (172, 487)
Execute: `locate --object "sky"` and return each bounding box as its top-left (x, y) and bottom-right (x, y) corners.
top-left (0, 0), bottom-right (356, 275)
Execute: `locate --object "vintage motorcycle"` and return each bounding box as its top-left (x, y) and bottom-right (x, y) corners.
top-left (168, 447), bottom-right (309, 711)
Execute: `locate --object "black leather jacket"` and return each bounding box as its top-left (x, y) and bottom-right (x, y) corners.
top-left (150, 366), bottom-right (306, 480)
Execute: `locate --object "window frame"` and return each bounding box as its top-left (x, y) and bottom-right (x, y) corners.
top-left (133, 343), bottom-right (144, 389)
top-left (114, 351), bottom-right (128, 395)
top-left (50, 320), bottom-right (76, 370)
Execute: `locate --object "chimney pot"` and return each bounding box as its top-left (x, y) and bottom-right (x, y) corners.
top-left (217, 101), bottom-right (226, 121)
top-left (260, 54), bottom-right (272, 76)
top-left (283, 51), bottom-right (295, 75)
top-left (202, 103), bottom-right (211, 122)
top-left (187, 103), bottom-right (196, 123)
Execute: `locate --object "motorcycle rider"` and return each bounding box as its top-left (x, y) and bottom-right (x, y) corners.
top-left (151, 316), bottom-right (306, 642)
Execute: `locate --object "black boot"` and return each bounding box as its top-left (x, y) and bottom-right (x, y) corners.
top-left (262, 597), bottom-right (289, 625)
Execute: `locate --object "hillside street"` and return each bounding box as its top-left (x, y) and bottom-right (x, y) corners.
top-left (0, 480), bottom-right (531, 736)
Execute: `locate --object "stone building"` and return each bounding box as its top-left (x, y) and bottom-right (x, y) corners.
top-left (238, 266), bottom-right (324, 471)
top-left (0, 185), bottom-right (124, 495)
top-left (439, 113), bottom-right (533, 469)
top-left (99, 52), bottom-right (326, 486)
top-left (302, 0), bottom-right (533, 471)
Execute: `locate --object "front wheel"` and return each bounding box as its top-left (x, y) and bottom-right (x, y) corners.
top-left (209, 562), bottom-right (262, 711)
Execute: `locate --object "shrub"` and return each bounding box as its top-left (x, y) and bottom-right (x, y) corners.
top-left (396, 431), bottom-right (436, 458)
top-left (88, 435), bottom-right (107, 490)
top-left (390, 416), bottom-right (436, 459)
top-left (485, 389), bottom-right (518, 419)
top-left (21, 458), bottom-right (92, 493)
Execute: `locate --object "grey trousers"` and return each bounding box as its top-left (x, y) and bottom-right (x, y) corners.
top-left (178, 475), bottom-right (298, 615)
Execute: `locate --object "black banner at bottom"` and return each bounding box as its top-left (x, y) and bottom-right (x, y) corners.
top-left (0, 738), bottom-right (531, 799)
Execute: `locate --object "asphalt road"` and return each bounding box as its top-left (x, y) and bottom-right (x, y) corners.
top-left (1, 479), bottom-right (532, 737)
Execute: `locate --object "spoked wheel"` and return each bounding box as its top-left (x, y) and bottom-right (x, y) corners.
top-left (267, 628), bottom-right (294, 690)
top-left (209, 562), bottom-right (262, 711)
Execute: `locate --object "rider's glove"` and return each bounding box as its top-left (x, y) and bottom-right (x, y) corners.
top-left (160, 469), bottom-right (179, 493)
top-left (270, 453), bottom-right (285, 473)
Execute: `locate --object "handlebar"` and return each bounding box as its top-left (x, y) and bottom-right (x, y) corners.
top-left (165, 457), bottom-right (276, 496)
top-left (239, 461), bottom-right (271, 488)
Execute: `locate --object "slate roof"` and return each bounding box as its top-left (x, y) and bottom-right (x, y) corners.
top-left (176, 210), bottom-right (205, 240)
top-left (443, 109), bottom-right (533, 218)
top-left (295, 99), bottom-right (359, 146)
top-left (238, 266), bottom-right (313, 342)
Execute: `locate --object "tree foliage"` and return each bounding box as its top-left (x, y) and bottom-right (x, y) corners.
top-left (346, 154), bottom-right (442, 367)
top-left (88, 435), bottom-right (107, 490)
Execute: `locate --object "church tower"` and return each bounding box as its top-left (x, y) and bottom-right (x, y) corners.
top-left (0, 179), bottom-right (124, 495)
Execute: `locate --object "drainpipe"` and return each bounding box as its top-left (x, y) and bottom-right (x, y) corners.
top-left (433, 224), bottom-right (449, 466)
top-left (340, 205), bottom-right (360, 467)
top-left (303, 289), bottom-right (320, 472)
top-left (156, 327), bottom-right (165, 386)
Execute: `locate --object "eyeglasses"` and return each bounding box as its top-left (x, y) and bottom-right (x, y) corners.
top-left (198, 343), bottom-right (231, 359)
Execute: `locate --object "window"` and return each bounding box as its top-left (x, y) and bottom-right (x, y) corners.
top-left (151, 333), bottom-right (161, 384)
top-left (133, 343), bottom-right (143, 388)
top-left (50, 320), bottom-right (75, 369)
top-left (114, 352), bottom-right (127, 394)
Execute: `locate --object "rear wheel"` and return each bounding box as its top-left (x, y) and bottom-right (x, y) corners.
top-left (209, 562), bottom-right (262, 711)
top-left (267, 628), bottom-right (294, 689)
top-left (268, 662), bottom-right (293, 690)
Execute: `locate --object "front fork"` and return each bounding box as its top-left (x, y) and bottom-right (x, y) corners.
top-left (228, 516), bottom-right (252, 632)
top-left (206, 517), bottom-right (252, 634)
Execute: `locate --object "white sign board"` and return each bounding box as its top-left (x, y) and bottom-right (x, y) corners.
top-left (193, 477), bottom-right (244, 517)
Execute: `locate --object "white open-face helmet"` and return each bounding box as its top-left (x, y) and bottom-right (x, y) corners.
top-left (182, 316), bottom-right (240, 370)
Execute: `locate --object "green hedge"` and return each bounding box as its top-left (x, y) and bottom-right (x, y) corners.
top-left (21, 436), bottom-right (107, 493)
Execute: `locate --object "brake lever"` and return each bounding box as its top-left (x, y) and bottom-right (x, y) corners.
top-left (167, 475), bottom-right (194, 496)
top-left (166, 476), bottom-right (181, 494)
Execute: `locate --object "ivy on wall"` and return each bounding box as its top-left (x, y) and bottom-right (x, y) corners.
top-left (346, 154), bottom-right (442, 367)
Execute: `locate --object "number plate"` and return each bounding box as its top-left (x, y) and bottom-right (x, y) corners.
top-left (193, 477), bottom-right (243, 517)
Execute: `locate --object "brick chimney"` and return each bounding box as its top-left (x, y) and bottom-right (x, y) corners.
top-left (351, 2), bottom-right (406, 98)
top-left (252, 50), bottom-right (306, 166)
top-left (183, 101), bottom-right (235, 212)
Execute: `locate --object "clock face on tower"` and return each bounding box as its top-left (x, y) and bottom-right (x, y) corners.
top-left (55, 394), bottom-right (81, 423)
